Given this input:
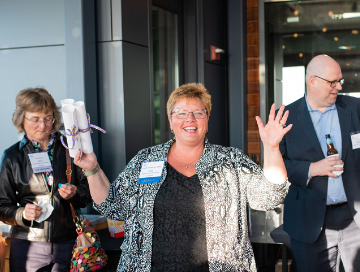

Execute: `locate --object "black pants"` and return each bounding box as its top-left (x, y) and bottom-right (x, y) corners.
top-left (10, 238), bottom-right (74, 272)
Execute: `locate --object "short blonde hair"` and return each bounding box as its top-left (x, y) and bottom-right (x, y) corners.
top-left (167, 83), bottom-right (212, 116)
top-left (12, 87), bottom-right (61, 133)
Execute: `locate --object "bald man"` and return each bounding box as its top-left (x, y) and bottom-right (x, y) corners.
top-left (280, 55), bottom-right (360, 271)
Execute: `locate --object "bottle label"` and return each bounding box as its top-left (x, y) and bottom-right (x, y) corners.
top-left (326, 138), bottom-right (333, 145)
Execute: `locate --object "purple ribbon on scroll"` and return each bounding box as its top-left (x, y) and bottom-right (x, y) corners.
top-left (78, 113), bottom-right (107, 134)
top-left (60, 125), bottom-right (79, 150)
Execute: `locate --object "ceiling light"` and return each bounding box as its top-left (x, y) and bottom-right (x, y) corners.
top-left (343, 12), bottom-right (360, 18)
top-left (338, 45), bottom-right (355, 50)
top-left (287, 17), bottom-right (299, 23)
top-left (334, 37), bottom-right (339, 41)
top-left (331, 12), bottom-right (360, 20)
top-left (283, 33), bottom-right (304, 38)
top-left (352, 30), bottom-right (359, 34)
top-left (322, 28), bottom-right (327, 32)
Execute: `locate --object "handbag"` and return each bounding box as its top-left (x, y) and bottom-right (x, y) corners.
top-left (69, 205), bottom-right (108, 272)
top-left (66, 150), bottom-right (108, 272)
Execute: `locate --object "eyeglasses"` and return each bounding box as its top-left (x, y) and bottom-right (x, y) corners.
top-left (171, 109), bottom-right (207, 119)
top-left (25, 116), bottom-right (55, 125)
top-left (314, 75), bottom-right (345, 88)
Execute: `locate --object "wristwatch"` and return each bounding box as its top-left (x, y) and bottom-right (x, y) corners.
top-left (82, 163), bottom-right (101, 177)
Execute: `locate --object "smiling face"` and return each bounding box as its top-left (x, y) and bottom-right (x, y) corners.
top-left (306, 55), bottom-right (343, 112)
top-left (23, 111), bottom-right (54, 145)
top-left (168, 97), bottom-right (209, 147)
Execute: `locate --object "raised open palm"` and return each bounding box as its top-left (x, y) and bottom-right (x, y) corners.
top-left (255, 103), bottom-right (292, 148)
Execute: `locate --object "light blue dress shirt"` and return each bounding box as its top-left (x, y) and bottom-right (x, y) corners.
top-left (305, 94), bottom-right (347, 205)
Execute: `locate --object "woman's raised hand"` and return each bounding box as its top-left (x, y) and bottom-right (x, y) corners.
top-left (255, 103), bottom-right (292, 148)
top-left (73, 149), bottom-right (110, 205)
top-left (73, 149), bottom-right (98, 172)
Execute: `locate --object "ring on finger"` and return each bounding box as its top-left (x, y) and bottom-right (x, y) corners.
top-left (280, 123), bottom-right (286, 127)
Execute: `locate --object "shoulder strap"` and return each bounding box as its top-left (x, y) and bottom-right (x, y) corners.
top-left (65, 149), bottom-right (77, 220)
top-left (65, 149), bottom-right (72, 184)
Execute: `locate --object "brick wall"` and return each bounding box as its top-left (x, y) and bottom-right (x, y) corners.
top-left (246, 0), bottom-right (260, 164)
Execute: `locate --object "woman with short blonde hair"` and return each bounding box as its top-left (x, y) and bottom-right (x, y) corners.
top-left (74, 82), bottom-right (291, 271)
top-left (166, 83), bottom-right (212, 116)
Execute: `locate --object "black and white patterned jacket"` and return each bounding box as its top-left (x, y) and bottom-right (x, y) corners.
top-left (94, 138), bottom-right (289, 272)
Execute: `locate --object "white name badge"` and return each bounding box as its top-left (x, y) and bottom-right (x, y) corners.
top-left (27, 152), bottom-right (53, 173)
top-left (351, 131), bottom-right (360, 149)
top-left (138, 159), bottom-right (166, 184)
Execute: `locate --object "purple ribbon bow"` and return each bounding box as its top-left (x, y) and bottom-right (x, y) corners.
top-left (60, 125), bottom-right (79, 150)
top-left (78, 113), bottom-right (107, 134)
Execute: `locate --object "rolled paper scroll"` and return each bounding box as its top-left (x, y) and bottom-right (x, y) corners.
top-left (73, 101), bottom-right (93, 154)
top-left (60, 98), bottom-right (75, 107)
top-left (61, 105), bottom-right (81, 157)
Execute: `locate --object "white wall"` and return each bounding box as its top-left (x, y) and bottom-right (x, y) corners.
top-left (0, 0), bottom-right (66, 155)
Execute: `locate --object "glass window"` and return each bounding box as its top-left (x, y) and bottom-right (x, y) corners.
top-left (152, 6), bottom-right (179, 145)
top-left (265, 0), bottom-right (360, 109)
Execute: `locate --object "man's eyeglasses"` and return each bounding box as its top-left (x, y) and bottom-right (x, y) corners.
top-left (25, 116), bottom-right (55, 125)
top-left (314, 75), bottom-right (345, 88)
top-left (171, 109), bottom-right (207, 119)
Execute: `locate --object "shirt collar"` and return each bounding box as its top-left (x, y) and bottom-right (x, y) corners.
top-left (19, 135), bottom-right (28, 150)
top-left (305, 92), bottom-right (336, 113)
top-left (19, 131), bottom-right (59, 150)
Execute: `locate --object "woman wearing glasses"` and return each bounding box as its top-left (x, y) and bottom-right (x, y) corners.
top-left (74, 83), bottom-right (292, 272)
top-left (0, 88), bottom-right (91, 272)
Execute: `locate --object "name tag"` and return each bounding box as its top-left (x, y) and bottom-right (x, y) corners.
top-left (351, 131), bottom-right (360, 149)
top-left (27, 152), bottom-right (53, 173)
top-left (138, 159), bottom-right (165, 184)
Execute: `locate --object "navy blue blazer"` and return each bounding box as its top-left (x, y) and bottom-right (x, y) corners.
top-left (280, 95), bottom-right (360, 243)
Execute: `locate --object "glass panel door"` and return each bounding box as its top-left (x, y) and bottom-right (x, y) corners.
top-left (152, 5), bottom-right (179, 145)
top-left (265, 0), bottom-right (360, 110)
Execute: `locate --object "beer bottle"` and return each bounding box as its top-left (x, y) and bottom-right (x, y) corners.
top-left (325, 134), bottom-right (338, 156)
top-left (325, 134), bottom-right (343, 176)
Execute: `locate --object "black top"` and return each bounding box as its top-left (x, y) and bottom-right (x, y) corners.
top-left (151, 163), bottom-right (209, 272)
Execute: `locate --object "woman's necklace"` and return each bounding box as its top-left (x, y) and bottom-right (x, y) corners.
top-left (172, 144), bottom-right (203, 169)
